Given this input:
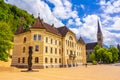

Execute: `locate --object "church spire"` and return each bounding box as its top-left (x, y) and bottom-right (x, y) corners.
top-left (97, 19), bottom-right (103, 47)
top-left (97, 19), bottom-right (102, 33)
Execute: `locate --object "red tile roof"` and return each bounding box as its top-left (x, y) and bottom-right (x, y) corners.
top-left (31, 17), bottom-right (61, 35)
top-left (15, 17), bottom-right (85, 45)
top-left (32, 16), bottom-right (45, 29)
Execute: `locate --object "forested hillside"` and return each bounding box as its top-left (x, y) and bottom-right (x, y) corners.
top-left (0, 0), bottom-right (34, 61)
top-left (0, 0), bottom-right (34, 32)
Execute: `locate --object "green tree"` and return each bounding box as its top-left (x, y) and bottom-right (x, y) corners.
top-left (90, 52), bottom-right (95, 61)
top-left (90, 45), bottom-right (119, 64)
top-left (108, 46), bottom-right (119, 63)
top-left (90, 53), bottom-right (97, 65)
top-left (0, 22), bottom-right (13, 61)
top-left (117, 44), bottom-right (120, 61)
top-left (93, 45), bottom-right (101, 62)
top-left (96, 47), bottom-right (106, 63)
top-left (104, 51), bottom-right (113, 63)
top-left (0, 0), bottom-right (34, 32)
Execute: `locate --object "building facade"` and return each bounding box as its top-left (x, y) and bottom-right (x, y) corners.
top-left (11, 16), bottom-right (86, 68)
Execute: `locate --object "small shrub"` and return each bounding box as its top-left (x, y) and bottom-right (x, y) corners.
top-left (92, 60), bottom-right (97, 65)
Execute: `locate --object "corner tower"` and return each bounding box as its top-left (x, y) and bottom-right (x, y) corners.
top-left (97, 20), bottom-right (103, 47)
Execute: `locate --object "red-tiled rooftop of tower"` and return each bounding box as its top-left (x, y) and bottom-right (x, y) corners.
top-left (31, 16), bottom-right (61, 35)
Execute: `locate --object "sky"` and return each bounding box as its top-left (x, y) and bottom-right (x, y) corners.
top-left (4, 0), bottom-right (120, 46)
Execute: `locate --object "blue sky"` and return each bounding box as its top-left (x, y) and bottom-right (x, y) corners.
top-left (5, 0), bottom-right (120, 46)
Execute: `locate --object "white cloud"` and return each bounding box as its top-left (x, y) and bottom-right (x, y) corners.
top-left (99, 0), bottom-right (120, 46)
top-left (70, 15), bottom-right (99, 42)
top-left (103, 30), bottom-right (120, 46)
top-left (75, 18), bottom-right (82, 26)
top-left (48, 0), bottom-right (78, 19)
top-left (105, 17), bottom-right (120, 31)
top-left (7, 0), bottom-right (64, 27)
top-left (67, 19), bottom-right (74, 25)
top-left (5, 0), bottom-right (120, 46)
top-left (99, 0), bottom-right (120, 29)
top-left (99, 0), bottom-right (106, 5)
top-left (100, 0), bottom-right (120, 14)
top-left (6, 0), bottom-right (81, 28)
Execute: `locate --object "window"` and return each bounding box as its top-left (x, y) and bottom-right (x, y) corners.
top-left (34, 34), bottom-right (37, 40)
top-left (23, 47), bottom-right (25, 53)
top-left (55, 48), bottom-right (57, 54)
top-left (59, 58), bottom-right (61, 63)
top-left (38, 35), bottom-right (41, 40)
top-left (59, 49), bottom-right (61, 54)
top-left (23, 37), bottom-right (26, 43)
top-left (55, 58), bottom-right (57, 63)
top-left (46, 37), bottom-right (48, 43)
top-left (70, 50), bottom-right (73, 55)
top-left (22, 57), bottom-right (25, 63)
top-left (50, 47), bottom-right (53, 53)
top-left (55, 40), bottom-right (57, 45)
top-left (59, 41), bottom-right (61, 46)
top-left (50, 58), bottom-right (53, 63)
top-left (35, 45), bottom-right (39, 51)
top-left (18, 58), bottom-right (20, 63)
top-left (51, 38), bottom-right (53, 44)
top-left (35, 57), bottom-right (39, 63)
top-left (69, 36), bottom-right (73, 40)
top-left (45, 46), bottom-right (48, 53)
top-left (45, 57), bottom-right (48, 63)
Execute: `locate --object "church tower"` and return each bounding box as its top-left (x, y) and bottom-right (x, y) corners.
top-left (97, 20), bottom-right (103, 47)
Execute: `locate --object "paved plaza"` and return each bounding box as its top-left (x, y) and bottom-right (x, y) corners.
top-left (0, 64), bottom-right (120, 80)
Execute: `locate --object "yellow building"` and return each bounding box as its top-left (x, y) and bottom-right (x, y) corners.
top-left (11, 16), bottom-right (86, 68)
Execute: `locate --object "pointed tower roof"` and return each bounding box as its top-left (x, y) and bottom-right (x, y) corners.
top-left (31, 14), bottom-right (60, 35)
top-left (32, 16), bottom-right (45, 29)
top-left (78, 36), bottom-right (85, 44)
top-left (97, 19), bottom-right (102, 33)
